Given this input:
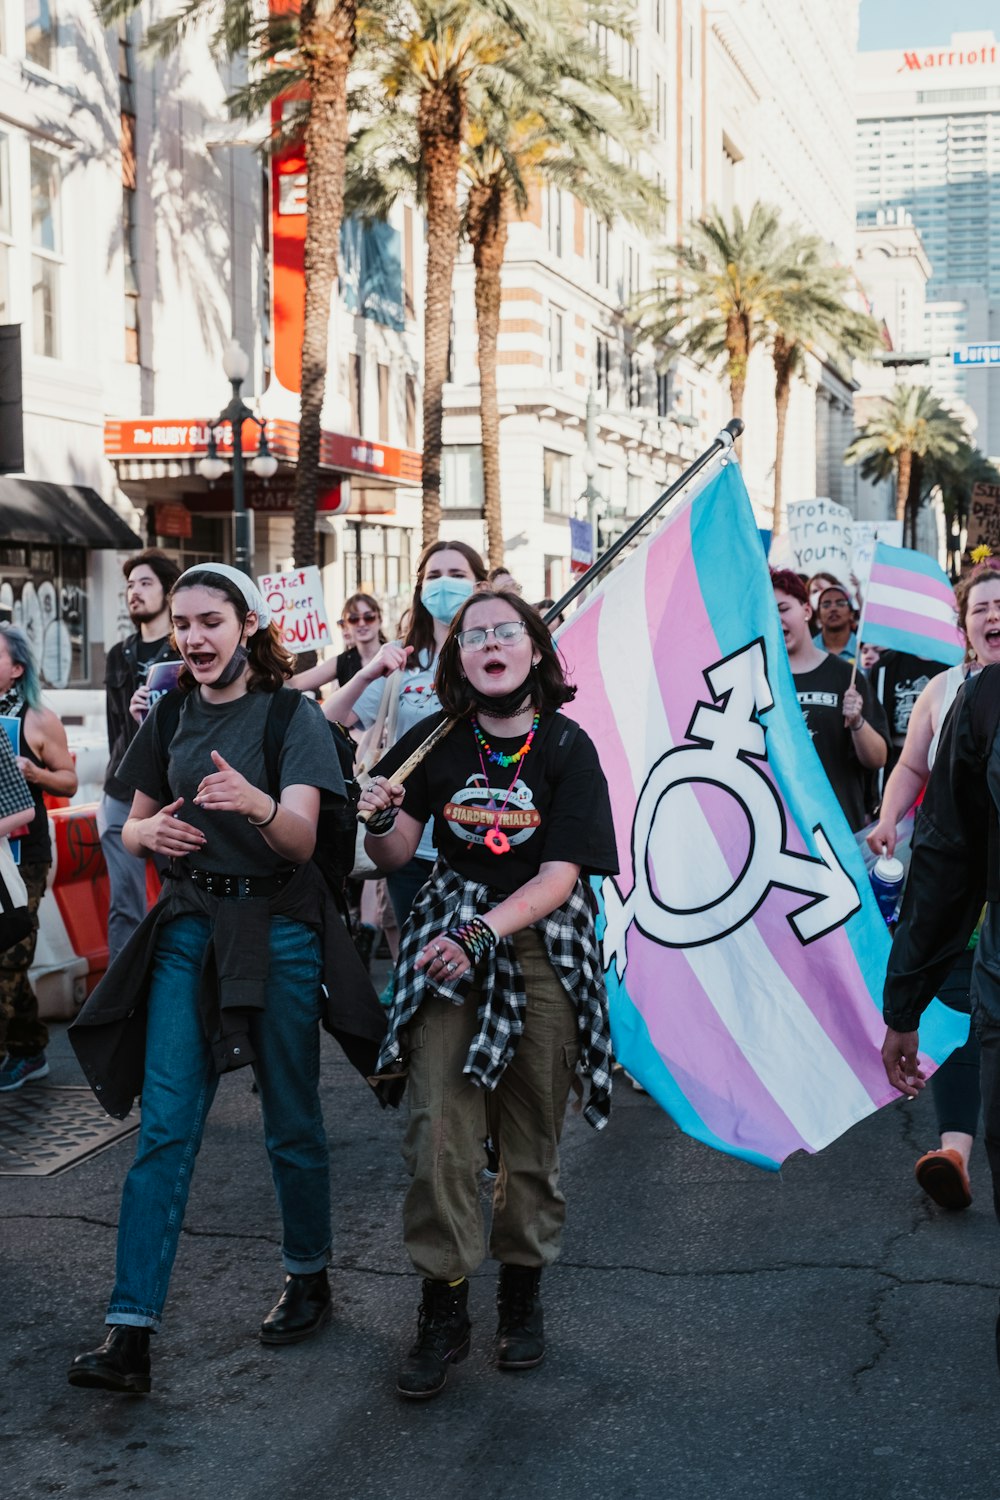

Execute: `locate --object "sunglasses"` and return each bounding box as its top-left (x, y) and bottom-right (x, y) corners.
top-left (457, 621), bottom-right (528, 651)
top-left (345, 611), bottom-right (379, 625)
top-left (819, 598), bottom-right (849, 611)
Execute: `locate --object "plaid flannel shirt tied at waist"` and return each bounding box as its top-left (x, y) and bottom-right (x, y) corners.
top-left (376, 862), bottom-right (612, 1129)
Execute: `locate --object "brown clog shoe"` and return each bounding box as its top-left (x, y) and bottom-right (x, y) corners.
top-left (914, 1148), bottom-right (972, 1210)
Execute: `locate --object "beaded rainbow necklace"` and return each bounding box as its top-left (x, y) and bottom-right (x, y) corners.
top-left (471, 711), bottom-right (540, 769)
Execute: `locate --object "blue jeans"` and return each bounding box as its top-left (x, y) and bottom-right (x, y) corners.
top-left (108, 914), bottom-right (329, 1330)
top-left (387, 856), bottom-right (433, 933)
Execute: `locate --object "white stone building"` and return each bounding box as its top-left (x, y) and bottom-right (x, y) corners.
top-left (440, 0), bottom-right (864, 598)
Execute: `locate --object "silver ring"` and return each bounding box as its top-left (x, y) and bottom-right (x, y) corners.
top-left (446, 961), bottom-right (456, 972)
top-left (434, 944), bottom-right (443, 956)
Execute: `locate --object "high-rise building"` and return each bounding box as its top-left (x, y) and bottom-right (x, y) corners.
top-left (856, 30), bottom-right (1000, 457)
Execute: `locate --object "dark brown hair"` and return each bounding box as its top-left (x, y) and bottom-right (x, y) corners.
top-left (434, 589), bottom-right (576, 716)
top-left (169, 570), bottom-right (295, 693)
top-left (955, 560), bottom-right (1000, 636)
top-left (123, 548), bottom-right (180, 595)
top-left (403, 539), bottom-right (487, 662)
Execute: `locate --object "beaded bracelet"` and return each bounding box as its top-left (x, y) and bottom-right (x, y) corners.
top-left (364, 805), bottom-right (398, 836)
top-left (444, 915), bottom-right (499, 967)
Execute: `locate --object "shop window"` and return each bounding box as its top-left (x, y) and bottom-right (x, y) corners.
top-left (341, 523), bottom-right (413, 610)
top-left (30, 147), bottom-right (61, 359)
top-left (0, 543), bottom-right (87, 686)
top-left (25, 0), bottom-right (55, 71)
top-left (441, 444), bottom-right (483, 511)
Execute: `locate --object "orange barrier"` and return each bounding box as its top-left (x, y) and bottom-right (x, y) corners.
top-left (48, 803), bottom-right (111, 992)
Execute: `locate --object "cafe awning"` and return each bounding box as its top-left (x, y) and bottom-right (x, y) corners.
top-left (0, 479), bottom-right (142, 549)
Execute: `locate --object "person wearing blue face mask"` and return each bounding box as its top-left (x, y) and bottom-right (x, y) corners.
top-left (319, 540), bottom-right (487, 925)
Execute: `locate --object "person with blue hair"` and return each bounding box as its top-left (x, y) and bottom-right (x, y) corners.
top-left (0, 623), bottom-right (77, 1090)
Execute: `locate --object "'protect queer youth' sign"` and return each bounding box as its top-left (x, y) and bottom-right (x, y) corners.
top-left (257, 567), bottom-right (331, 652)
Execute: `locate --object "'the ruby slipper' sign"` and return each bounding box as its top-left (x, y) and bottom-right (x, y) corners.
top-left (258, 566), bottom-right (331, 652)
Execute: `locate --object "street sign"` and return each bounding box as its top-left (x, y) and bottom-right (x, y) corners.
top-left (952, 344), bottom-right (1000, 367)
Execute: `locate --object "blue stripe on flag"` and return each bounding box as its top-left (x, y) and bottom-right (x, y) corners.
top-left (689, 466), bottom-right (968, 1072)
top-left (871, 541), bottom-right (953, 583)
top-left (595, 883), bottom-right (782, 1171)
top-left (857, 619), bottom-right (964, 666)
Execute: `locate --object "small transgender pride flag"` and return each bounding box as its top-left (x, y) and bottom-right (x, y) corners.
top-left (861, 542), bottom-right (963, 665)
top-left (558, 459), bottom-right (966, 1170)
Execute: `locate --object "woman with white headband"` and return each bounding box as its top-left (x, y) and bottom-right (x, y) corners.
top-left (67, 564), bottom-right (383, 1395)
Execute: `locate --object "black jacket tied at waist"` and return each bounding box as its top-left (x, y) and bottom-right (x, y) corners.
top-left (70, 861), bottom-right (389, 1119)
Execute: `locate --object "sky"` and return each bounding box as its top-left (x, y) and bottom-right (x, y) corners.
top-left (859, 0), bottom-right (998, 50)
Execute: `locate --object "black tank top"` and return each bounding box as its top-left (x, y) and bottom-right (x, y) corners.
top-left (16, 706), bottom-right (52, 866)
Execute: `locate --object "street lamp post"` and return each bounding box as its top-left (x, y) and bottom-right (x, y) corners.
top-left (581, 386), bottom-right (604, 564)
top-left (196, 339), bottom-right (278, 578)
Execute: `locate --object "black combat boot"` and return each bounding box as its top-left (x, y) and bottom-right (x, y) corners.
top-left (396, 1278), bottom-right (472, 1400)
top-left (68, 1326), bottom-right (152, 1395)
top-left (495, 1265), bottom-right (545, 1370)
top-left (260, 1269), bottom-right (332, 1345)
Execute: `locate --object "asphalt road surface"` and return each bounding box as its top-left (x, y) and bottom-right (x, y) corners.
top-left (3, 1018), bottom-right (998, 1500)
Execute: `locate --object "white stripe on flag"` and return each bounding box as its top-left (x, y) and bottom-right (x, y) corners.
top-left (597, 554), bottom-right (875, 1150)
top-left (866, 580), bottom-right (957, 626)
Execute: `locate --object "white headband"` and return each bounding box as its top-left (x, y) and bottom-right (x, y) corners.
top-left (174, 563), bottom-right (271, 631)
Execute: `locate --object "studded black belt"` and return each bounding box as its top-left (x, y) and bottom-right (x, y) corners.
top-left (186, 866), bottom-right (297, 900)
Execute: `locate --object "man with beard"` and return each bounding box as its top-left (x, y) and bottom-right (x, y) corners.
top-left (98, 550), bottom-right (179, 962)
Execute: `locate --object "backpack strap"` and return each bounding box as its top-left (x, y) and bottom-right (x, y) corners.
top-left (967, 664), bottom-right (1000, 902)
top-left (262, 687), bottom-right (301, 798)
top-left (153, 688), bottom-right (186, 805)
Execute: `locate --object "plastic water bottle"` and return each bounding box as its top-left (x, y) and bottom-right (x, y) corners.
top-left (870, 852), bottom-right (904, 925)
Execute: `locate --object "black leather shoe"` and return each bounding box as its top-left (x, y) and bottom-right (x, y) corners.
top-left (495, 1265), bottom-right (545, 1370)
top-left (396, 1278), bottom-right (472, 1400)
top-left (68, 1327), bottom-right (151, 1394)
top-left (260, 1269), bottom-right (332, 1345)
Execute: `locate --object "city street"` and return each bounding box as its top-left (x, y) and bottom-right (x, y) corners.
top-left (3, 1010), bottom-right (997, 1500)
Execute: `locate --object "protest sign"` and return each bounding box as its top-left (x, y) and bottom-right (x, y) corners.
top-left (851, 520), bottom-right (903, 587)
top-left (781, 498), bottom-right (853, 579)
top-left (257, 567), bottom-right (332, 652)
top-left (962, 482), bottom-right (1000, 573)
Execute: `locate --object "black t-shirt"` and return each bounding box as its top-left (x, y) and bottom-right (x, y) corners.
top-left (793, 654), bottom-right (891, 833)
top-left (376, 711), bottom-right (619, 894)
top-left (869, 649), bottom-right (947, 758)
top-left (335, 647), bottom-right (362, 686)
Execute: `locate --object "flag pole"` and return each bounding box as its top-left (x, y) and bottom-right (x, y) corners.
top-left (542, 418), bottom-right (745, 626)
top-left (362, 418), bottom-right (744, 813)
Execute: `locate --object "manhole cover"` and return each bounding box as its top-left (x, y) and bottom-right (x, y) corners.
top-left (0, 1086), bottom-right (139, 1176)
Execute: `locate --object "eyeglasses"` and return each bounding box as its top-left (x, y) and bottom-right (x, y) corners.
top-left (457, 621), bottom-right (528, 651)
top-left (819, 598), bottom-right (850, 611)
top-left (346, 611), bottom-right (379, 625)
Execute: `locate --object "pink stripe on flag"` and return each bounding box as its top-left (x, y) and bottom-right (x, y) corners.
top-left (558, 594), bottom-right (636, 860)
top-left (625, 927), bottom-right (813, 1158)
top-left (648, 529), bottom-right (888, 1107)
top-left (866, 601), bottom-right (963, 646)
top-left (870, 562), bottom-right (956, 610)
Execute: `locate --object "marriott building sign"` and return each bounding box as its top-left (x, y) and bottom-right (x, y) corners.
top-left (898, 42), bottom-right (999, 72)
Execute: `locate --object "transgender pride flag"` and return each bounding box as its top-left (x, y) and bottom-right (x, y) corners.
top-left (860, 541), bottom-right (964, 665)
top-left (559, 459), bottom-right (967, 1169)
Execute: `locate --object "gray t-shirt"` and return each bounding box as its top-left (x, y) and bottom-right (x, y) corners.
top-left (118, 687), bottom-right (344, 875)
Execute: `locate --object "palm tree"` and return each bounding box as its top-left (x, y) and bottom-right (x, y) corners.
top-left (767, 241), bottom-right (882, 536)
top-left (632, 203), bottom-right (793, 439)
top-left (844, 384), bottom-right (967, 546)
top-left (355, 0), bottom-right (565, 547)
top-left (99, 0), bottom-right (364, 572)
top-left (462, 42), bottom-right (661, 563)
top-left (921, 439), bottom-right (1000, 576)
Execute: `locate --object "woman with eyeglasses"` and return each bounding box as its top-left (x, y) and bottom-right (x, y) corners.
top-left (358, 588), bottom-right (617, 1401)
